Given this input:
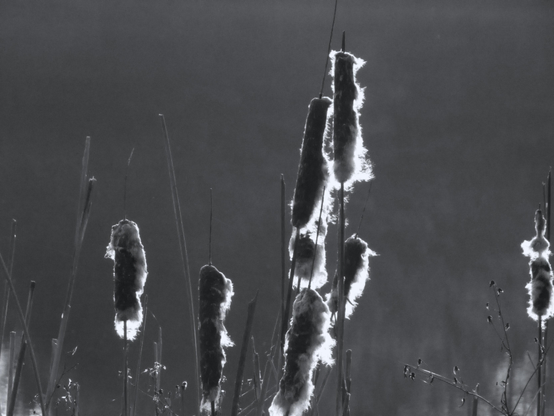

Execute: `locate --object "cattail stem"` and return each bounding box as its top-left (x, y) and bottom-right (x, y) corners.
top-left (0, 219), bottom-right (17, 376)
top-left (538, 317), bottom-right (543, 416)
top-left (282, 228), bottom-right (300, 352)
top-left (336, 184), bottom-right (346, 416)
top-left (123, 147), bottom-right (135, 220)
top-left (281, 175), bottom-right (286, 356)
top-left (308, 187), bottom-right (326, 291)
top-left (7, 331), bottom-right (16, 411)
top-left (47, 139), bottom-right (95, 410)
top-left (132, 298), bottom-right (148, 416)
top-left (0, 253), bottom-right (45, 416)
top-left (319, 0), bottom-right (339, 97)
top-left (8, 281), bottom-right (36, 416)
top-left (209, 189), bottom-right (213, 266)
top-left (124, 320), bottom-right (129, 416)
top-left (159, 114), bottom-right (200, 412)
top-left (231, 293), bottom-right (258, 416)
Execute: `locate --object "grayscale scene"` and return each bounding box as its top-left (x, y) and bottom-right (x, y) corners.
top-left (1, 0), bottom-right (554, 415)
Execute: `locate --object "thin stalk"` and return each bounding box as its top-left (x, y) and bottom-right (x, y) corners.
top-left (123, 147), bottom-right (135, 220)
top-left (8, 281), bottom-right (36, 416)
top-left (124, 320), bottom-right (128, 416)
top-left (47, 138), bottom-right (95, 409)
top-left (209, 188), bottom-right (213, 266)
top-left (319, 0), bottom-right (339, 98)
top-left (74, 383), bottom-right (80, 416)
top-left (0, 219), bottom-right (17, 371)
top-left (8, 331), bottom-right (16, 410)
top-left (308, 188), bottom-right (326, 290)
top-left (344, 350), bottom-right (352, 416)
top-left (335, 183), bottom-right (346, 416)
top-left (280, 175), bottom-right (286, 361)
top-left (252, 340), bottom-right (262, 402)
top-left (154, 341), bottom-right (160, 416)
top-left (231, 292), bottom-right (258, 416)
top-left (132, 299), bottom-right (148, 416)
top-left (282, 228), bottom-right (300, 352)
top-left (0, 252), bottom-right (45, 416)
top-left (159, 114), bottom-right (200, 412)
top-left (471, 384), bottom-right (479, 416)
top-left (538, 318), bottom-right (543, 416)
top-left (157, 327), bottom-right (163, 392)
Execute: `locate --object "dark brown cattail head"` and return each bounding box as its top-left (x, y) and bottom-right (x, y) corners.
top-left (105, 219), bottom-right (148, 341)
top-left (331, 50), bottom-right (372, 186)
top-left (292, 97), bottom-right (332, 229)
top-left (198, 264), bottom-right (234, 413)
top-left (269, 288), bottom-right (334, 416)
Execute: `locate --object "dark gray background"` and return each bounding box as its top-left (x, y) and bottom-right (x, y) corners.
top-left (1, 0), bottom-right (554, 415)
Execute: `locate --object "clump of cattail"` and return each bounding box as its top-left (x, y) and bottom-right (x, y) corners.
top-left (289, 221), bottom-right (329, 290)
top-left (292, 96), bottom-right (333, 229)
top-left (198, 264), bottom-right (234, 414)
top-left (522, 209), bottom-right (554, 324)
top-left (327, 235), bottom-right (376, 319)
top-left (331, 50), bottom-right (372, 187)
top-left (105, 219), bottom-right (148, 341)
top-left (269, 288), bottom-right (334, 416)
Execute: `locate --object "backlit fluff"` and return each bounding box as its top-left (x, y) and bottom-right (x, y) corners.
top-left (522, 210), bottom-right (554, 324)
top-left (331, 50), bottom-right (372, 186)
top-left (198, 264), bottom-right (234, 413)
top-left (269, 289), bottom-right (334, 416)
top-left (327, 235), bottom-right (375, 319)
top-left (105, 219), bottom-right (148, 341)
top-left (291, 97), bottom-right (332, 229)
top-left (289, 220), bottom-right (329, 290)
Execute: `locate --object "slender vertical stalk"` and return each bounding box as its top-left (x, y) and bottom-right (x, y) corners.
top-left (336, 184), bottom-right (346, 416)
top-left (231, 293), bottom-right (258, 416)
top-left (124, 320), bottom-right (128, 416)
top-left (159, 114), bottom-right (200, 412)
top-left (157, 327), bottom-right (163, 392)
top-left (209, 189), bottom-right (213, 266)
top-left (8, 281), bottom-right (36, 416)
top-left (471, 384), bottom-right (479, 416)
top-left (0, 252), bottom-right (45, 416)
top-left (47, 138), bottom-right (95, 410)
top-left (132, 300), bottom-right (148, 416)
top-left (0, 219), bottom-right (17, 372)
top-left (8, 331), bottom-right (16, 410)
top-left (538, 316), bottom-right (542, 416)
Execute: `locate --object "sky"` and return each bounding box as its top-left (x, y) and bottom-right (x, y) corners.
top-left (1, 0), bottom-right (554, 415)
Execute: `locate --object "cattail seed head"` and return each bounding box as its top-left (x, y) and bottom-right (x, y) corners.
top-left (269, 289), bottom-right (334, 416)
top-left (105, 219), bottom-right (148, 341)
top-left (327, 235), bottom-right (376, 318)
top-left (198, 264), bottom-right (234, 413)
top-left (331, 50), bottom-right (372, 186)
top-left (292, 97), bottom-right (332, 229)
top-left (522, 209), bottom-right (554, 324)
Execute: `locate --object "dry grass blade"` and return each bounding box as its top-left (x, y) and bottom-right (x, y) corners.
top-left (231, 292), bottom-right (258, 416)
top-left (7, 331), bottom-right (15, 411)
top-left (159, 114), bottom-right (200, 412)
top-left (7, 281), bottom-right (36, 416)
top-left (0, 219), bottom-right (17, 372)
top-left (47, 138), bottom-right (95, 408)
top-left (0, 252), bottom-right (45, 416)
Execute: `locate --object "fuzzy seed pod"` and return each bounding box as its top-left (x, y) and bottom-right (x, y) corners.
top-left (522, 210), bottom-right (554, 324)
top-left (198, 264), bottom-right (234, 413)
top-left (331, 50), bottom-right (372, 186)
top-left (292, 97), bottom-right (332, 229)
top-left (269, 289), bottom-right (334, 416)
top-left (327, 235), bottom-right (376, 319)
top-left (289, 222), bottom-right (328, 290)
top-left (105, 219), bottom-right (148, 341)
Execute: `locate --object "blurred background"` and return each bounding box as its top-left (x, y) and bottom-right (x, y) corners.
top-left (1, 0), bottom-right (554, 415)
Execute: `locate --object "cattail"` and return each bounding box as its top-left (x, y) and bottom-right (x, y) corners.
top-left (327, 235), bottom-right (376, 319)
top-left (198, 264), bottom-right (234, 413)
top-left (292, 97), bottom-right (332, 229)
top-left (331, 50), bottom-right (372, 186)
top-left (269, 288), bottom-right (334, 416)
top-left (289, 221), bottom-right (328, 290)
top-left (522, 209), bottom-right (554, 323)
top-left (105, 219), bottom-right (148, 341)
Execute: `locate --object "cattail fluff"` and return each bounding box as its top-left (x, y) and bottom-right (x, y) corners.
top-left (327, 235), bottom-right (376, 319)
top-left (289, 222), bottom-right (329, 290)
top-left (105, 219), bottom-right (148, 341)
top-left (269, 289), bottom-right (334, 416)
top-left (331, 50), bottom-right (372, 186)
top-left (521, 209), bottom-right (554, 324)
top-left (198, 264), bottom-right (234, 413)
